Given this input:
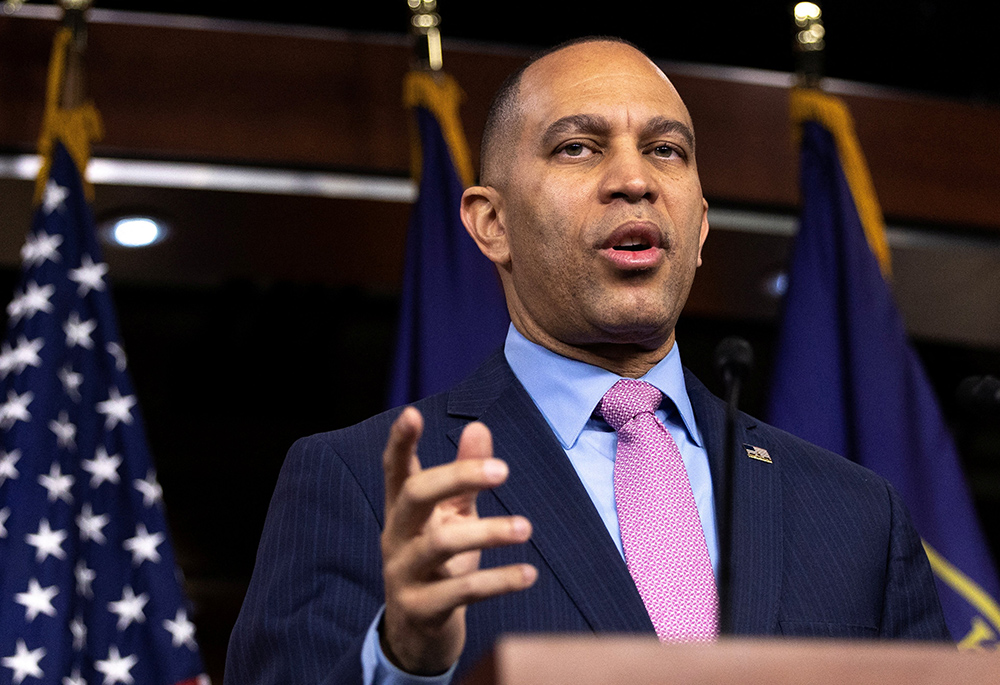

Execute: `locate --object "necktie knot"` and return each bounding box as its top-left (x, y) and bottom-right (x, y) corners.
top-left (598, 378), bottom-right (663, 432)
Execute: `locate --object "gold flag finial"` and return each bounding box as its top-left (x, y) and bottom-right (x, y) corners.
top-left (793, 2), bottom-right (825, 88)
top-left (408, 0), bottom-right (443, 71)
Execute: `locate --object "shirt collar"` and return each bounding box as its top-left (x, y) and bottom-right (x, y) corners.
top-left (503, 324), bottom-right (703, 450)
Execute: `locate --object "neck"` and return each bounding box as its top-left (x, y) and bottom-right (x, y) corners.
top-left (514, 321), bottom-right (675, 378)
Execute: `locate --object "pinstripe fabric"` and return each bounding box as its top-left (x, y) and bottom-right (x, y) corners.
top-left (225, 352), bottom-right (949, 685)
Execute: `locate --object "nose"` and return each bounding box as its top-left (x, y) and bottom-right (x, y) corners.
top-left (598, 147), bottom-right (659, 204)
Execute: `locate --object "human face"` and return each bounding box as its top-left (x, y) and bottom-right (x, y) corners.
top-left (484, 42), bottom-right (709, 364)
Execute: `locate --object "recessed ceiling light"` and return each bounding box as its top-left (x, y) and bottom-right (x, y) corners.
top-left (103, 216), bottom-right (168, 248)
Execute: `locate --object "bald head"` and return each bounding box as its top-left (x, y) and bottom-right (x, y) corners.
top-left (480, 37), bottom-right (676, 187)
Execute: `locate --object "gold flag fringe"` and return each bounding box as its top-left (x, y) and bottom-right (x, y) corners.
top-left (404, 70), bottom-right (475, 188)
top-left (791, 88), bottom-right (892, 278)
top-left (33, 27), bottom-right (103, 204)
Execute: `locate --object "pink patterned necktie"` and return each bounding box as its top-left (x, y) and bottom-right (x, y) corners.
top-left (599, 378), bottom-right (718, 642)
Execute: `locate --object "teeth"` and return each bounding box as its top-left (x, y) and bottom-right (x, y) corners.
top-left (614, 235), bottom-right (650, 251)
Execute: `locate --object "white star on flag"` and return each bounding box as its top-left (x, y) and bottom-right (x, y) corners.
top-left (107, 341), bottom-right (128, 371)
top-left (0, 389), bottom-right (33, 429)
top-left (0, 507), bottom-right (9, 538)
top-left (0, 449), bottom-right (20, 485)
top-left (134, 469), bottom-right (162, 507)
top-left (48, 410), bottom-right (77, 450)
top-left (74, 560), bottom-right (96, 599)
top-left (38, 461), bottom-right (74, 503)
top-left (82, 447), bottom-right (122, 488)
top-left (6, 281), bottom-right (55, 324)
top-left (69, 254), bottom-right (109, 296)
top-left (25, 518), bottom-right (67, 563)
top-left (77, 502), bottom-right (110, 544)
top-left (70, 615), bottom-right (87, 650)
top-left (163, 608), bottom-right (198, 649)
top-left (108, 585), bottom-right (149, 631)
top-left (20, 230), bottom-right (63, 267)
top-left (64, 311), bottom-right (97, 349)
top-left (58, 364), bottom-right (83, 402)
top-left (42, 179), bottom-right (69, 214)
top-left (0, 336), bottom-right (44, 378)
top-left (62, 667), bottom-right (86, 685)
top-left (95, 645), bottom-right (137, 685)
top-left (14, 578), bottom-right (59, 622)
top-left (123, 523), bottom-right (164, 566)
top-left (96, 387), bottom-right (136, 430)
top-left (2, 639), bottom-right (45, 685)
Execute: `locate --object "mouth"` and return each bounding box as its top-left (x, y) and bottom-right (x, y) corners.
top-left (599, 223), bottom-right (665, 270)
top-left (601, 224), bottom-right (663, 252)
top-left (613, 236), bottom-right (653, 252)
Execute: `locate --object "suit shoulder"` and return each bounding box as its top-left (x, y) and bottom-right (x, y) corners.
top-left (288, 391), bottom-right (454, 465)
top-left (751, 416), bottom-right (891, 497)
top-left (683, 367), bottom-right (885, 493)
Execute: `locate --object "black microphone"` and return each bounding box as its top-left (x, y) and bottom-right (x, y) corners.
top-left (715, 336), bottom-right (754, 405)
top-left (956, 375), bottom-right (1000, 416)
top-left (713, 336), bottom-right (754, 635)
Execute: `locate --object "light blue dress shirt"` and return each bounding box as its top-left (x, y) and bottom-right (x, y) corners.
top-left (361, 324), bottom-right (718, 684)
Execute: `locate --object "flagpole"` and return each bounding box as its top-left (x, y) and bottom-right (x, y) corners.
top-left (58, 1), bottom-right (92, 110)
top-left (792, 1), bottom-right (825, 87)
top-left (408, 0), bottom-right (443, 72)
top-left (34, 0), bottom-right (103, 206)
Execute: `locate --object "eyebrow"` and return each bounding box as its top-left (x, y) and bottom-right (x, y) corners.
top-left (642, 116), bottom-right (696, 152)
top-left (541, 114), bottom-right (612, 147)
top-left (540, 114), bottom-right (696, 152)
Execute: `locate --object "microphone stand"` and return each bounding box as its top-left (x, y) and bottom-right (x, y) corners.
top-left (714, 337), bottom-right (753, 635)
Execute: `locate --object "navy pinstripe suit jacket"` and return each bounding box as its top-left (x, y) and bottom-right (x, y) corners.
top-left (225, 352), bottom-right (949, 684)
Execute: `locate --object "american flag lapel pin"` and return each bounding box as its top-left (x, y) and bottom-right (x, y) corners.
top-left (743, 444), bottom-right (773, 464)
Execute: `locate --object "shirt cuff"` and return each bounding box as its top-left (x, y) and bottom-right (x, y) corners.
top-left (361, 606), bottom-right (458, 685)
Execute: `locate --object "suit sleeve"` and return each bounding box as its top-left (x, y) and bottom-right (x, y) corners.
top-left (879, 482), bottom-right (952, 641)
top-left (224, 434), bottom-right (384, 685)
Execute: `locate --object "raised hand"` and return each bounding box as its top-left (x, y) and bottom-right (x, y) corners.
top-left (379, 407), bottom-right (538, 675)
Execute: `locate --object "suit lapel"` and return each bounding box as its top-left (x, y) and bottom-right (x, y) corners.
top-left (448, 355), bottom-right (654, 634)
top-left (684, 369), bottom-right (782, 635)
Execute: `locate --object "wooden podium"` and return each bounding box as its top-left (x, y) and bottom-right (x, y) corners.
top-left (462, 636), bottom-right (998, 684)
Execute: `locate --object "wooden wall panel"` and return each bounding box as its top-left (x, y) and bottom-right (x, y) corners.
top-left (2, 12), bottom-right (998, 231)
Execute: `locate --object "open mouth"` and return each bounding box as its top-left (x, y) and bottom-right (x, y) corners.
top-left (600, 223), bottom-right (665, 269)
top-left (612, 237), bottom-right (653, 252)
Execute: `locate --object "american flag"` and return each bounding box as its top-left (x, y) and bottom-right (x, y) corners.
top-left (0, 139), bottom-right (208, 684)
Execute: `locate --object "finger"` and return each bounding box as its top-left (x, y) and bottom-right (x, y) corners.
top-left (451, 421), bottom-right (494, 516)
top-left (389, 515), bottom-right (532, 580)
top-left (455, 422), bottom-right (493, 462)
top-left (389, 457), bottom-right (508, 535)
top-left (397, 564), bottom-right (539, 624)
top-left (383, 407), bottom-right (424, 509)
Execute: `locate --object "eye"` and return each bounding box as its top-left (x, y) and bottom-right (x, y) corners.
top-left (555, 142), bottom-right (595, 159)
top-left (651, 144), bottom-right (682, 159)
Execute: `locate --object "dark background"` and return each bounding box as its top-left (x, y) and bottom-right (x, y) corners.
top-left (4, 1), bottom-right (1000, 680)
top-left (89, 0), bottom-right (1000, 105)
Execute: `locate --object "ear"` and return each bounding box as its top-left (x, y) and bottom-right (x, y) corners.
top-left (461, 185), bottom-right (511, 267)
top-left (696, 197), bottom-right (710, 267)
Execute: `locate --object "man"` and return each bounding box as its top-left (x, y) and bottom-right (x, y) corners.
top-left (225, 38), bottom-right (949, 685)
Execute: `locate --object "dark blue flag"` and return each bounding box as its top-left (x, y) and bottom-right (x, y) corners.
top-left (0, 27), bottom-right (207, 685)
top-left (768, 88), bottom-right (1000, 648)
top-left (388, 71), bottom-right (508, 407)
